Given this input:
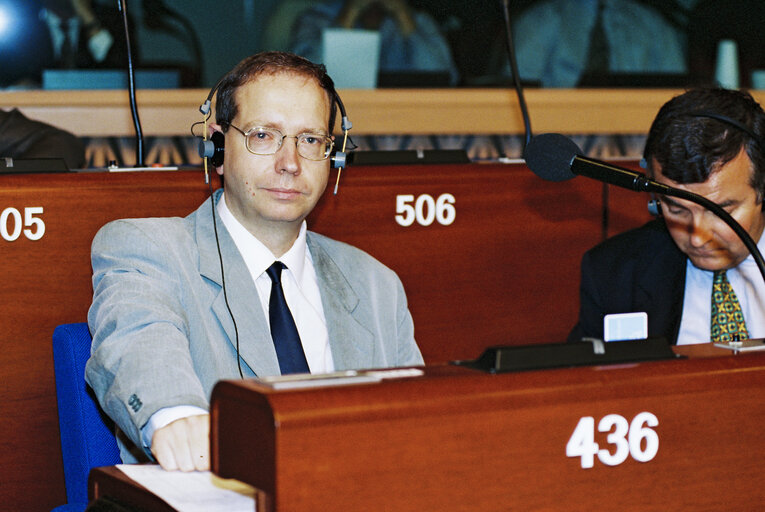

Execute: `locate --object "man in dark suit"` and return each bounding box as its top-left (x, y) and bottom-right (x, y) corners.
top-left (0, 108), bottom-right (85, 169)
top-left (569, 88), bottom-right (765, 345)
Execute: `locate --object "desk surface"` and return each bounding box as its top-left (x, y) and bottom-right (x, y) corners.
top-left (6, 89), bottom-right (765, 137)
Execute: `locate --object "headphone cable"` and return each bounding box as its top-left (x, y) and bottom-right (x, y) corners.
top-left (207, 178), bottom-right (244, 379)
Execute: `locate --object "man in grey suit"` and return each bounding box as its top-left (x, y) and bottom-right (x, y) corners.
top-left (86, 52), bottom-right (423, 472)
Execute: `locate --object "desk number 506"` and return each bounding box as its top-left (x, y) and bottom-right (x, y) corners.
top-left (395, 193), bottom-right (455, 227)
top-left (566, 412), bottom-right (659, 468)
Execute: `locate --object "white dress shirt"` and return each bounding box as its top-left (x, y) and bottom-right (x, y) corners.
top-left (677, 234), bottom-right (765, 345)
top-left (216, 193), bottom-right (333, 373)
top-left (143, 193), bottom-right (332, 446)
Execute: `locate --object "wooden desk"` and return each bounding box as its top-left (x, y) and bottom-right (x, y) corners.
top-left (0, 162), bottom-right (649, 509)
top-left (6, 88), bottom-right (753, 137)
top-left (89, 466), bottom-right (176, 511)
top-left (209, 345), bottom-right (765, 511)
top-left (88, 346), bottom-right (765, 511)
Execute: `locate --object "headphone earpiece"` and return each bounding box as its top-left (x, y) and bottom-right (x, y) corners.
top-left (198, 131), bottom-right (225, 167)
top-left (647, 198), bottom-right (662, 217)
top-left (330, 150), bottom-right (347, 169)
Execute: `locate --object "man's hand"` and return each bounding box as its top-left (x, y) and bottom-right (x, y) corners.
top-left (150, 414), bottom-right (210, 471)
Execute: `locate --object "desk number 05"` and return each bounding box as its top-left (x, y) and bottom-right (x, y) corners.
top-left (1, 207), bottom-right (45, 241)
top-left (566, 412), bottom-right (659, 468)
top-left (395, 193), bottom-right (456, 227)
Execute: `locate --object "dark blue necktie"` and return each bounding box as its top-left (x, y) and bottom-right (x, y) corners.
top-left (266, 262), bottom-right (309, 374)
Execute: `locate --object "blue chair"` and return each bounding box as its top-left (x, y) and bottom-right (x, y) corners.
top-left (52, 322), bottom-right (121, 512)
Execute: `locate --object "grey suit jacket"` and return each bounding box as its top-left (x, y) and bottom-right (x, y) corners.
top-left (85, 190), bottom-right (422, 459)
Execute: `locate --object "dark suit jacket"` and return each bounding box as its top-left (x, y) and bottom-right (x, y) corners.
top-left (0, 109), bottom-right (85, 169)
top-left (567, 219), bottom-right (687, 344)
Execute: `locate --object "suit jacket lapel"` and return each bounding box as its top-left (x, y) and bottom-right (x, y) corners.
top-left (634, 224), bottom-right (687, 344)
top-left (194, 191), bottom-right (281, 377)
top-left (307, 233), bottom-right (376, 370)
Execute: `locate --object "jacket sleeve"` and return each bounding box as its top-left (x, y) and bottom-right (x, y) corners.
top-left (393, 273), bottom-right (423, 366)
top-left (85, 219), bottom-right (209, 452)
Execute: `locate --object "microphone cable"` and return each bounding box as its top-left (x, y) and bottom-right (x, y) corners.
top-left (500, 0), bottom-right (533, 149)
top-left (118, 0), bottom-right (145, 167)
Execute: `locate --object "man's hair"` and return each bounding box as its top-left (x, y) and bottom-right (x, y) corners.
top-left (214, 51), bottom-right (338, 134)
top-left (644, 87), bottom-right (765, 201)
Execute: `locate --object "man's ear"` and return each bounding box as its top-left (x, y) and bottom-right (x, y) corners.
top-left (208, 123), bottom-right (223, 138)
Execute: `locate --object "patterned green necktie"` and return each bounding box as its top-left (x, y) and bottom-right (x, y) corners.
top-left (710, 270), bottom-right (749, 342)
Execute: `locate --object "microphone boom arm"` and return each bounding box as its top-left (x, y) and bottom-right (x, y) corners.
top-left (571, 155), bottom-right (765, 283)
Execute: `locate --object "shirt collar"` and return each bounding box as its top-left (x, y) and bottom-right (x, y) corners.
top-left (216, 192), bottom-right (308, 282)
top-left (737, 227), bottom-right (765, 271)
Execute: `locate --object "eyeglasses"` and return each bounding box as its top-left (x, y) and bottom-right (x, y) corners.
top-left (227, 124), bottom-right (334, 161)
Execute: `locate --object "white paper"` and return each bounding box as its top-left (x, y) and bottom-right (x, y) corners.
top-left (116, 464), bottom-right (256, 512)
top-left (256, 367), bottom-right (424, 390)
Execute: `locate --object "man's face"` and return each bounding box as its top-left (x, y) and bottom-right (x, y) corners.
top-left (655, 148), bottom-right (765, 271)
top-left (217, 72), bottom-right (331, 241)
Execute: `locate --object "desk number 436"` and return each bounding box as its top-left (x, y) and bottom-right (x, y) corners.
top-left (566, 412), bottom-right (659, 468)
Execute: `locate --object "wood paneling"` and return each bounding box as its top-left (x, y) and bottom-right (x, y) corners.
top-left (0, 170), bottom-right (216, 510)
top-left (0, 162), bottom-right (648, 509)
top-left (5, 89), bottom-right (763, 137)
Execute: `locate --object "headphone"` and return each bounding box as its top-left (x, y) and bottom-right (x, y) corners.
top-left (196, 78), bottom-right (353, 192)
top-left (200, 131), bottom-right (225, 167)
top-left (642, 110), bottom-right (765, 217)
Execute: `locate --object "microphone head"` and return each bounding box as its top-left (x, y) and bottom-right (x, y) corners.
top-left (523, 133), bottom-right (582, 182)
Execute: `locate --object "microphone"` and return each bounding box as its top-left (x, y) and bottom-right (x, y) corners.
top-left (523, 133), bottom-right (671, 194)
top-left (523, 132), bottom-right (765, 283)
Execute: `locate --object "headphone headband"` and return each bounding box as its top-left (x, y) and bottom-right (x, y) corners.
top-left (687, 111), bottom-right (763, 148)
top-left (196, 78), bottom-right (353, 175)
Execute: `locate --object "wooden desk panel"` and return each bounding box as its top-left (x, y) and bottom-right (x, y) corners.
top-left (5, 89), bottom-right (764, 137)
top-left (89, 466), bottom-right (176, 511)
top-left (211, 347), bottom-right (765, 511)
top-left (0, 162), bottom-right (641, 510)
top-left (309, 163), bottom-right (604, 361)
top-left (0, 170), bottom-right (216, 510)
